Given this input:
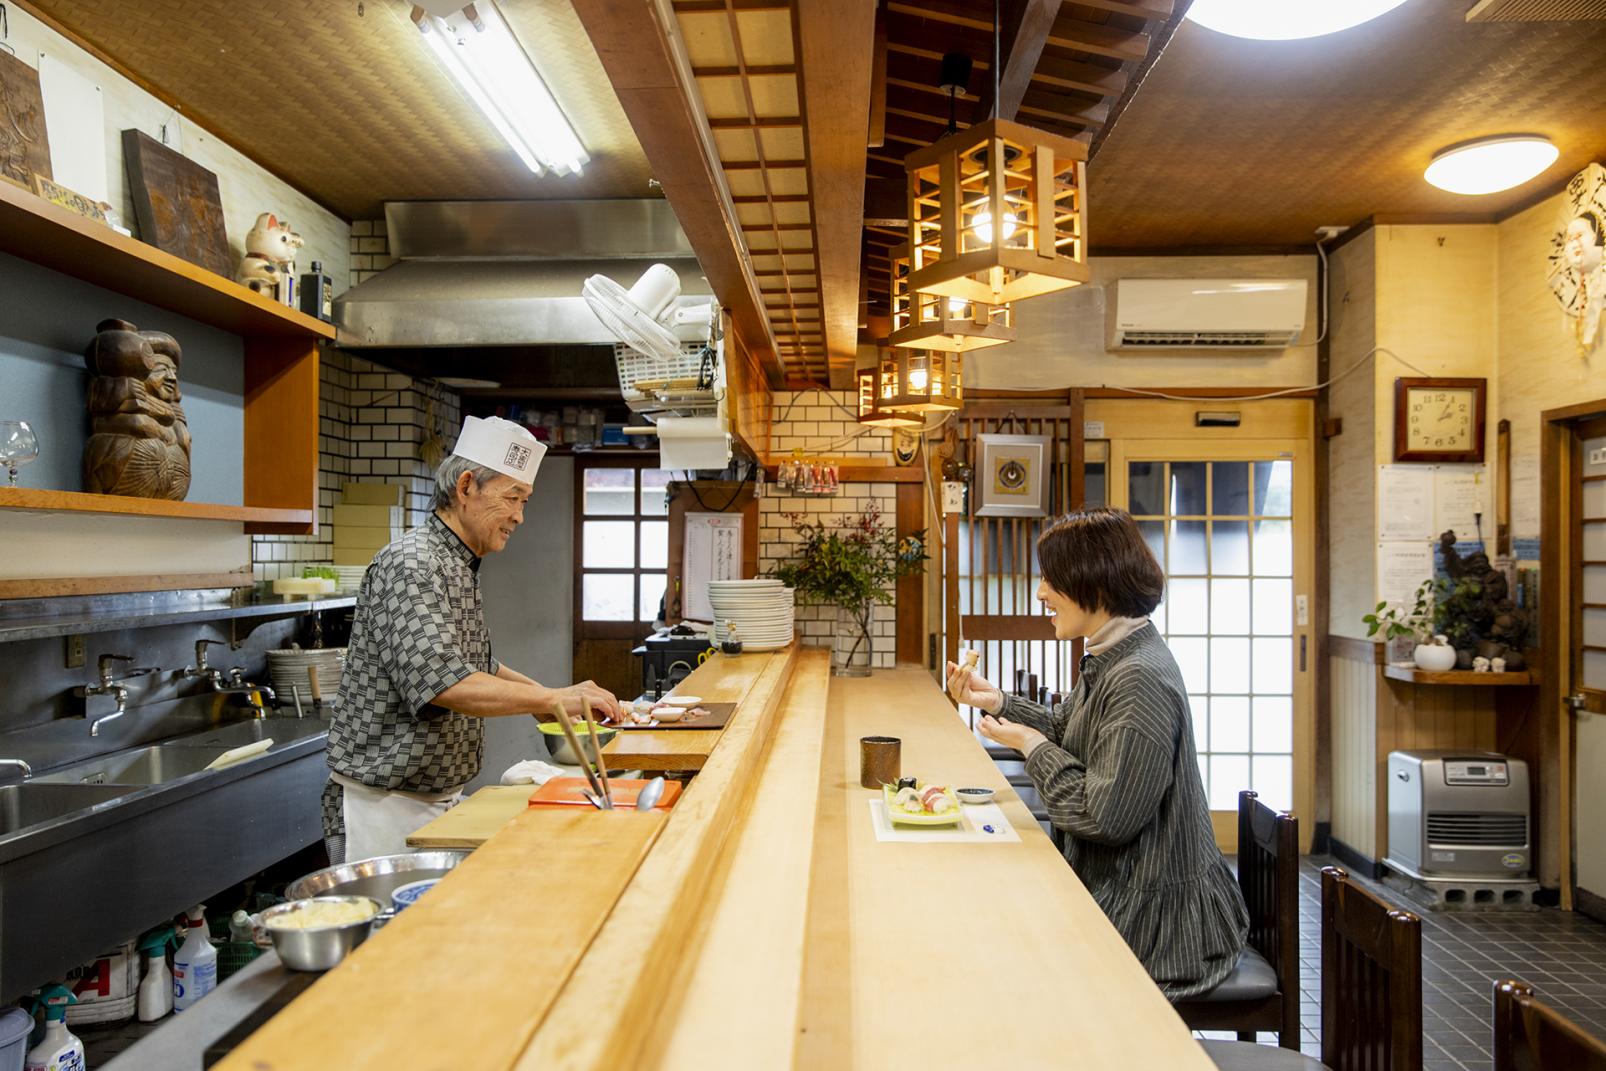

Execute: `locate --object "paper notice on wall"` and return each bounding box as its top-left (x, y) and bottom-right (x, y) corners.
top-left (1377, 541), bottom-right (1435, 610)
top-left (39, 54), bottom-right (108, 204)
top-left (1511, 466), bottom-right (1541, 540)
top-left (1433, 466), bottom-right (1487, 542)
top-left (683, 513), bottom-right (743, 622)
top-left (1377, 466), bottom-right (1435, 541)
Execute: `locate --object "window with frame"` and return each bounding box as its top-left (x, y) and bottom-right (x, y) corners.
top-left (576, 459), bottom-right (673, 629)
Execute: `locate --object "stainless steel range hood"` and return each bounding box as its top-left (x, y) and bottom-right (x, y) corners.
top-left (334, 200), bottom-right (710, 349)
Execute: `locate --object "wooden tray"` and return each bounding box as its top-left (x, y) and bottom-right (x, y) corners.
top-left (618, 701), bottom-right (737, 730)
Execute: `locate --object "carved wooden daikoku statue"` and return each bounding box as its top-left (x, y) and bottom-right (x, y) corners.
top-left (83, 318), bottom-right (191, 500)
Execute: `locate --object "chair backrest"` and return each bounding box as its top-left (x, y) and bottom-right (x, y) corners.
top-left (1237, 790), bottom-right (1299, 999)
top-left (1493, 979), bottom-right (1606, 1071)
top-left (1320, 866), bottom-right (1423, 1071)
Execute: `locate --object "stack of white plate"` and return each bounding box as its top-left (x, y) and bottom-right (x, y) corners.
top-left (707, 580), bottom-right (794, 652)
top-left (333, 566), bottom-right (368, 593)
top-left (267, 647), bottom-right (346, 700)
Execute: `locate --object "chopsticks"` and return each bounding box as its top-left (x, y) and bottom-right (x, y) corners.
top-left (580, 704), bottom-right (615, 810)
top-left (551, 699), bottom-right (611, 809)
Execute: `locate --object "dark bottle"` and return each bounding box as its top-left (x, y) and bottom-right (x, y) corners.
top-left (298, 260), bottom-right (334, 322)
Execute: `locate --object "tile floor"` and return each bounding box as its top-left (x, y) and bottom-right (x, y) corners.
top-left (1199, 855), bottom-right (1606, 1069)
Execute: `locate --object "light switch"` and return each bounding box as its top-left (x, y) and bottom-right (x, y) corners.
top-left (1589, 447), bottom-right (1606, 466)
top-left (941, 481), bottom-right (965, 514)
top-left (1296, 595), bottom-right (1309, 627)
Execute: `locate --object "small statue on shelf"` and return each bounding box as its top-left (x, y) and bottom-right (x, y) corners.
top-left (236, 212), bottom-right (304, 297)
top-left (83, 318), bottom-right (191, 500)
top-left (1436, 530), bottom-right (1530, 671)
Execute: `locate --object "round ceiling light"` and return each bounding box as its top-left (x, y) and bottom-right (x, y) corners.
top-left (1424, 136), bottom-right (1560, 196)
top-left (1186, 0), bottom-right (1411, 40)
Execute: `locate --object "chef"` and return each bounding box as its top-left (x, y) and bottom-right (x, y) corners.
top-left (322, 415), bottom-right (622, 861)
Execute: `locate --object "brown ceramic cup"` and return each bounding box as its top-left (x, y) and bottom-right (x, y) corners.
top-left (859, 735), bottom-right (901, 789)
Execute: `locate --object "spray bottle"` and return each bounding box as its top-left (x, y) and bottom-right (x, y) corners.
top-left (24, 984), bottom-right (83, 1071)
top-left (135, 926), bottom-right (177, 1022)
top-left (171, 905), bottom-right (217, 1012)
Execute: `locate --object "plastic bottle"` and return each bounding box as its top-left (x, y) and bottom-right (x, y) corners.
top-left (24, 984), bottom-right (83, 1071)
top-left (135, 926), bottom-right (176, 1022)
top-left (228, 910), bottom-right (256, 943)
top-left (171, 906), bottom-right (217, 1013)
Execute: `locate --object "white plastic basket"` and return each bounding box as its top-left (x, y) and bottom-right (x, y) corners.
top-left (615, 341), bottom-right (724, 416)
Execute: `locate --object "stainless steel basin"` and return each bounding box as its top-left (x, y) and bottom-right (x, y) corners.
top-left (170, 718), bottom-right (331, 749)
top-left (0, 783), bottom-right (136, 834)
top-left (35, 746), bottom-right (237, 786)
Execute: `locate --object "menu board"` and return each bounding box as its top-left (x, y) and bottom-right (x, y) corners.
top-left (682, 512), bottom-right (743, 622)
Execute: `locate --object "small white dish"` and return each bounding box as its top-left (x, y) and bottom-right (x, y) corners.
top-left (650, 706), bottom-right (686, 723)
top-left (662, 695), bottom-right (702, 708)
top-left (956, 787), bottom-right (997, 805)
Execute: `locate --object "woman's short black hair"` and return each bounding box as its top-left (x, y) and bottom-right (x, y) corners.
top-left (1036, 506), bottom-right (1165, 618)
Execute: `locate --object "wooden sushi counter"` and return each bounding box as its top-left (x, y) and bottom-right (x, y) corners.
top-left (213, 645), bottom-right (1214, 1070)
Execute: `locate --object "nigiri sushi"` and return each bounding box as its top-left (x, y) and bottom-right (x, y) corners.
top-left (919, 785), bottom-right (954, 814)
top-left (894, 786), bottom-right (923, 812)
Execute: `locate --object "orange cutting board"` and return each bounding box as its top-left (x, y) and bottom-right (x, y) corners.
top-left (528, 777), bottom-right (682, 810)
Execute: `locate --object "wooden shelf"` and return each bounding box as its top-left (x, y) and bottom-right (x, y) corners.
top-left (1382, 664), bottom-right (1537, 687)
top-left (0, 179), bottom-right (335, 341)
top-left (761, 463), bottom-right (922, 483)
top-left (0, 595), bottom-right (356, 644)
top-left (0, 487), bottom-right (312, 528)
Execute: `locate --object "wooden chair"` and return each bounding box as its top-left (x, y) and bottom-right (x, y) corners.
top-left (1493, 979), bottom-right (1606, 1071)
top-left (1201, 866), bottom-right (1422, 1071)
top-left (1179, 791), bottom-right (1300, 1048)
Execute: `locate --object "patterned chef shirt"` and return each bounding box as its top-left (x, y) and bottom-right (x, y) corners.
top-left (321, 513), bottom-right (498, 837)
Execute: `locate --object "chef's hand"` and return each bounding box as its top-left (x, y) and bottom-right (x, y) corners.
top-left (977, 714), bottom-right (1047, 757)
top-left (550, 680), bottom-right (622, 723)
top-left (944, 660), bottom-right (1004, 714)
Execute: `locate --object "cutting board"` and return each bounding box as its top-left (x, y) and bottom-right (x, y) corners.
top-left (619, 701), bottom-right (736, 731)
top-left (406, 785), bottom-right (531, 849)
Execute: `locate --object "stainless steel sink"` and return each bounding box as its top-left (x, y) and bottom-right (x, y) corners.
top-left (34, 746), bottom-right (237, 786)
top-left (170, 718), bottom-right (331, 749)
top-left (0, 783), bottom-right (137, 834)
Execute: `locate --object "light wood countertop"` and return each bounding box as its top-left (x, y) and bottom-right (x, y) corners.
top-left (601, 648), bottom-right (784, 771)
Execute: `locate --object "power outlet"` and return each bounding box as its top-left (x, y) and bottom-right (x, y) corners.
top-left (1589, 446), bottom-right (1606, 467)
top-left (64, 633), bottom-right (86, 669)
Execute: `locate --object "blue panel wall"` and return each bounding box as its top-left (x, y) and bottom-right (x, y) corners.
top-left (0, 250), bottom-right (244, 504)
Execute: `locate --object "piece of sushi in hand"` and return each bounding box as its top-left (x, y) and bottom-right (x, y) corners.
top-left (962, 648), bottom-right (980, 671)
top-left (894, 786), bottom-right (923, 812)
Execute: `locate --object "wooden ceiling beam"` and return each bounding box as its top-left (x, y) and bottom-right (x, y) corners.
top-left (966, 0), bottom-right (1065, 123)
top-left (888, 0), bottom-right (1148, 63)
top-left (798, 0), bottom-right (876, 390)
top-left (691, 64), bottom-right (799, 77)
top-left (1031, 51), bottom-right (1128, 97)
top-left (572, 0), bottom-right (783, 384)
top-left (1066, 0), bottom-right (1173, 20)
top-left (1017, 93), bottom-right (1110, 129)
top-left (722, 158), bottom-right (808, 170)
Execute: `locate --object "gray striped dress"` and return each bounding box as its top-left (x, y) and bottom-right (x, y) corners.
top-left (1003, 622), bottom-right (1249, 1000)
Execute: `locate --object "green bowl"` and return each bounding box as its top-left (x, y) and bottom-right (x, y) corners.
top-left (537, 720), bottom-right (618, 765)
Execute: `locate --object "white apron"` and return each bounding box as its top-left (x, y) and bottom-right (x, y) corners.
top-left (333, 773), bottom-right (463, 862)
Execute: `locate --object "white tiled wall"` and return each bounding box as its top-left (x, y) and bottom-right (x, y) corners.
top-left (250, 349), bottom-right (460, 580)
top-left (759, 390), bottom-right (901, 669)
top-left (348, 220), bottom-right (395, 288)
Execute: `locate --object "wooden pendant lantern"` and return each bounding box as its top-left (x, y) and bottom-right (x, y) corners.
top-left (878, 349), bottom-right (963, 414)
top-left (857, 364), bottom-right (922, 427)
top-left (904, 118), bottom-right (1089, 306)
top-left (888, 242), bottom-right (1014, 353)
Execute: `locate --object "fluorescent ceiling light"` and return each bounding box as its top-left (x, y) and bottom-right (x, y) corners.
top-left (412, 2), bottom-right (588, 176)
top-left (1424, 136), bottom-right (1559, 196)
top-left (1186, 0), bottom-right (1412, 40)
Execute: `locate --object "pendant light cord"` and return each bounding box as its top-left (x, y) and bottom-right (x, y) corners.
top-left (993, 0), bottom-right (1001, 119)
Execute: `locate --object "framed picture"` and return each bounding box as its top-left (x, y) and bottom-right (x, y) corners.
top-left (1393, 377), bottom-right (1487, 463)
top-left (30, 173), bottom-right (108, 224)
top-left (976, 433), bottom-right (1052, 518)
top-left (121, 129), bottom-right (232, 278)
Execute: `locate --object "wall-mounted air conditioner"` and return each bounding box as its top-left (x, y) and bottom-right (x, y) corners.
top-left (1108, 278), bottom-right (1307, 350)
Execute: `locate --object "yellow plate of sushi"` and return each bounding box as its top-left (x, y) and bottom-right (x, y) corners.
top-left (882, 783), bottom-right (964, 826)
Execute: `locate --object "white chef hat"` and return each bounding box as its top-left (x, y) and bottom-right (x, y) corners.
top-left (451, 415), bottom-right (546, 484)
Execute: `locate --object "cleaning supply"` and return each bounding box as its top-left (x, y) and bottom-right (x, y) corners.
top-left (23, 985), bottom-right (83, 1071)
top-left (171, 906), bottom-right (217, 1013)
top-left (64, 940), bottom-right (138, 1026)
top-left (135, 926), bottom-right (177, 1023)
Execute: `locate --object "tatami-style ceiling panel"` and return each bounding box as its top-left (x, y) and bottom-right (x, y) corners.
top-left (1089, 1), bottom-right (1606, 248)
top-left (27, 0), bottom-right (653, 218)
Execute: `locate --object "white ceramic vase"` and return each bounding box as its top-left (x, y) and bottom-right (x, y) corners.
top-left (1413, 638), bottom-right (1458, 672)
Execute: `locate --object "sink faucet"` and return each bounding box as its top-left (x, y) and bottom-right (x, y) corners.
top-left (0, 758), bottom-right (32, 780)
top-left (84, 653), bottom-right (133, 737)
top-left (183, 639), bottom-right (227, 687)
top-left (215, 667), bottom-right (277, 718)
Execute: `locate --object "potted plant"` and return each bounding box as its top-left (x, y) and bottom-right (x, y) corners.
top-left (1362, 579), bottom-right (1456, 671)
top-left (771, 506), bottom-right (925, 677)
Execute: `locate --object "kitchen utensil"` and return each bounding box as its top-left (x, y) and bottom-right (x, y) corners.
top-left (956, 787), bottom-right (997, 805)
top-left (290, 683), bottom-right (305, 718)
top-left (308, 665), bottom-right (322, 712)
top-left (536, 721), bottom-right (620, 762)
top-left (860, 735), bottom-right (901, 789)
top-left (635, 776), bottom-right (666, 812)
top-left (285, 851), bottom-right (468, 903)
top-left (581, 704), bottom-right (614, 809)
top-left (580, 789), bottom-right (606, 810)
top-left (259, 896), bottom-right (381, 971)
top-left (551, 701), bottom-right (607, 803)
top-left (528, 777), bottom-right (682, 810)
top-left (614, 701), bottom-right (736, 731)
top-left (390, 879), bottom-right (438, 911)
top-left (202, 738), bottom-right (274, 771)
top-left (661, 695), bottom-right (702, 708)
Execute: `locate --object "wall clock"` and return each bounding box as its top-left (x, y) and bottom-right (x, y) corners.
top-left (1393, 378), bottom-right (1486, 463)
top-left (1546, 162), bottom-right (1606, 354)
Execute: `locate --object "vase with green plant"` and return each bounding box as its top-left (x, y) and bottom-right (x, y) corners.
top-left (771, 505), bottom-right (925, 677)
top-left (1362, 578), bottom-right (1455, 671)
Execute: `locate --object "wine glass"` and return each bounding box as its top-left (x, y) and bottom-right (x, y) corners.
top-left (0, 421), bottom-right (40, 486)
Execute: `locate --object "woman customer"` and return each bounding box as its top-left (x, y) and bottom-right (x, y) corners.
top-left (947, 506), bottom-right (1248, 1000)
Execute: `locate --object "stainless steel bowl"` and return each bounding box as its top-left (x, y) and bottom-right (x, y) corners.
top-left (285, 850), bottom-right (469, 904)
top-left (260, 896), bottom-right (382, 971)
top-left (542, 726), bottom-right (618, 766)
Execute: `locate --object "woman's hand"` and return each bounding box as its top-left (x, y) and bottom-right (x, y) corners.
top-left (977, 714), bottom-right (1048, 757)
top-left (944, 661), bottom-right (1005, 714)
